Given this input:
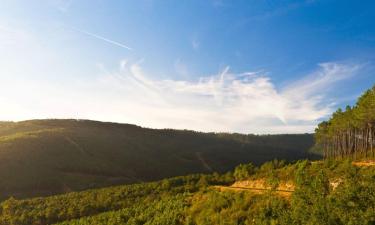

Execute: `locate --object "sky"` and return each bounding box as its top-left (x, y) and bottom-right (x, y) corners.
top-left (0, 0), bottom-right (375, 134)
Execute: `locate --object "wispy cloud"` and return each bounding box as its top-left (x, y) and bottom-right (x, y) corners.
top-left (0, 59), bottom-right (360, 134)
top-left (96, 61), bottom-right (361, 133)
top-left (73, 28), bottom-right (132, 51)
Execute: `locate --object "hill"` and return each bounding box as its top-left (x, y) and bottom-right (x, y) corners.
top-left (0, 159), bottom-right (373, 225)
top-left (0, 119), bottom-right (317, 199)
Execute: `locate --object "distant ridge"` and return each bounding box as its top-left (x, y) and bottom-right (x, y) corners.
top-left (0, 119), bottom-right (318, 199)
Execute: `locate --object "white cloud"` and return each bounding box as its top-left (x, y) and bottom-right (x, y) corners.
top-left (0, 60), bottom-right (360, 134)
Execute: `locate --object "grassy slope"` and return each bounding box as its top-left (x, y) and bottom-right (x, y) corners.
top-left (0, 119), bottom-right (317, 199)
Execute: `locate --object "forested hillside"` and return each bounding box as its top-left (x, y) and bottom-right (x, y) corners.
top-left (0, 159), bottom-right (373, 225)
top-left (315, 85), bottom-right (375, 159)
top-left (0, 119), bottom-right (316, 199)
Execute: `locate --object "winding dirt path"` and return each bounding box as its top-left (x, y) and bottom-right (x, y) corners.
top-left (213, 185), bottom-right (293, 197)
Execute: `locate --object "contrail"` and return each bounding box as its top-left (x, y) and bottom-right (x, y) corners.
top-left (73, 28), bottom-right (132, 51)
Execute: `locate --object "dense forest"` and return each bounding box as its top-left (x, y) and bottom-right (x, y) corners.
top-left (0, 119), bottom-right (316, 199)
top-left (0, 159), bottom-right (373, 224)
top-left (315, 85), bottom-right (375, 159)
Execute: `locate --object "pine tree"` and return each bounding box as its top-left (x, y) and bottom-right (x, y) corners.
top-left (314, 85), bottom-right (375, 159)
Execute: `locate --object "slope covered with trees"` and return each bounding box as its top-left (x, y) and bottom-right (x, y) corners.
top-left (0, 119), bottom-right (316, 199)
top-left (0, 159), bottom-right (373, 225)
top-left (315, 85), bottom-right (375, 159)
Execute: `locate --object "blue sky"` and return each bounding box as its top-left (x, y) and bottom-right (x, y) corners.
top-left (0, 0), bottom-right (374, 133)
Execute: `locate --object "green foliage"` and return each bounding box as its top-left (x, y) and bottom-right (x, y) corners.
top-left (0, 159), bottom-right (373, 225)
top-left (0, 173), bottom-right (231, 225)
top-left (291, 168), bottom-right (331, 224)
top-left (289, 161), bottom-right (375, 225)
top-left (233, 163), bottom-right (256, 181)
top-left (57, 194), bottom-right (189, 225)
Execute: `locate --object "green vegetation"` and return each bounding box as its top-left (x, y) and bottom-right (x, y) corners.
top-left (0, 159), bottom-right (373, 225)
top-left (233, 162), bottom-right (256, 180)
top-left (0, 119), bottom-right (316, 199)
top-left (315, 85), bottom-right (375, 159)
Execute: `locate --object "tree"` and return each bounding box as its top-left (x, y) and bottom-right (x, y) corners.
top-left (314, 84), bottom-right (375, 159)
top-left (233, 163), bottom-right (256, 181)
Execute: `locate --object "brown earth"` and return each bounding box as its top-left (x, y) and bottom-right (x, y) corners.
top-left (352, 160), bottom-right (375, 167)
top-left (213, 179), bottom-right (295, 197)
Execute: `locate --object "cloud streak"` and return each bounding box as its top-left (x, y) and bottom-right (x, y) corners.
top-left (73, 28), bottom-right (132, 50)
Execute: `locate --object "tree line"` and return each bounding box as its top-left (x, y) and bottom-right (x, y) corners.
top-left (315, 85), bottom-right (375, 159)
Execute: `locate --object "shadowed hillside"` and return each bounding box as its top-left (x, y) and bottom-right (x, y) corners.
top-left (0, 119), bottom-right (317, 199)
